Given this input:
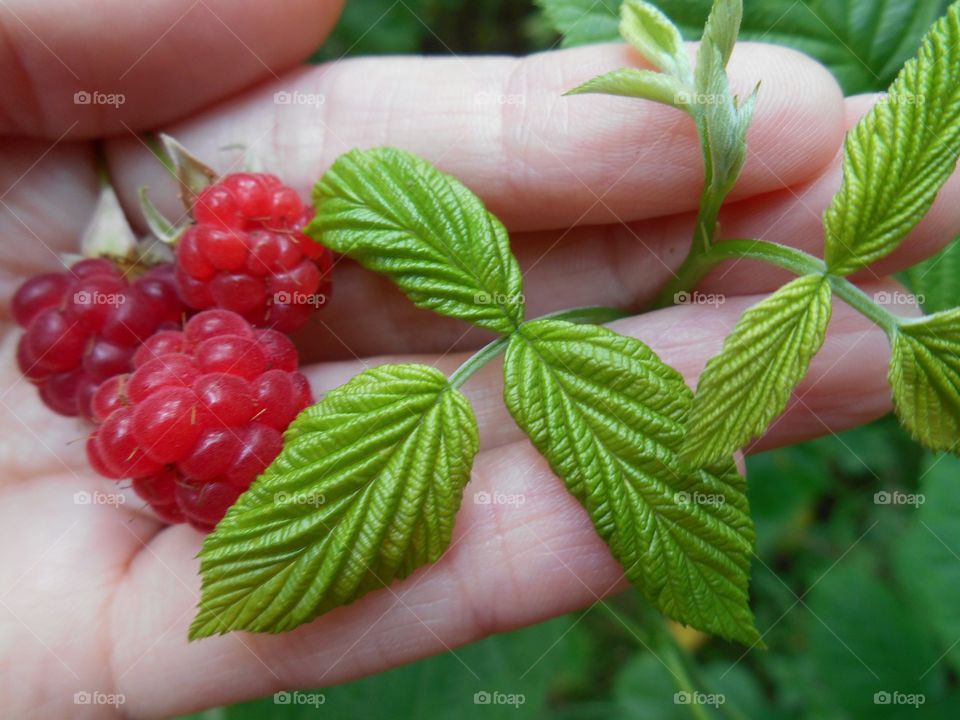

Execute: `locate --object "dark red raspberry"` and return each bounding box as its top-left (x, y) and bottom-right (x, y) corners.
top-left (13, 261), bottom-right (184, 419)
top-left (175, 173), bottom-right (333, 333)
top-left (87, 309), bottom-right (313, 531)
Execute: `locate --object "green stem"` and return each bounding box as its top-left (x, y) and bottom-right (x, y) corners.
top-left (652, 238), bottom-right (900, 336)
top-left (448, 335), bottom-right (510, 389)
top-left (448, 305), bottom-right (628, 388)
top-left (599, 603), bottom-right (710, 720)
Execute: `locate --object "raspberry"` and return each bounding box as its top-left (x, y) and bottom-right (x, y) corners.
top-left (86, 309), bottom-right (313, 532)
top-left (12, 260), bottom-right (185, 419)
top-left (175, 173), bottom-right (333, 333)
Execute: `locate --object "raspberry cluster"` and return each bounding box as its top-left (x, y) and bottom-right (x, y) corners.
top-left (176, 173), bottom-right (333, 333)
top-left (13, 259), bottom-right (183, 419)
top-left (86, 310), bottom-right (313, 531)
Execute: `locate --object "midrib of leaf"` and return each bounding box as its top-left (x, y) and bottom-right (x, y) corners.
top-left (340, 164), bottom-right (517, 326)
top-left (505, 324), bottom-right (758, 642)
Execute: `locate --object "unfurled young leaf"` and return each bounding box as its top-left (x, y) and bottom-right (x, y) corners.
top-left (565, 68), bottom-right (691, 111)
top-left (890, 309), bottom-right (960, 453)
top-left (503, 319), bottom-right (760, 644)
top-left (190, 364), bottom-right (479, 638)
top-left (310, 147), bottom-right (525, 334)
top-left (683, 274), bottom-right (833, 467)
top-left (619, 0), bottom-right (691, 81)
top-left (824, 3), bottom-right (960, 276)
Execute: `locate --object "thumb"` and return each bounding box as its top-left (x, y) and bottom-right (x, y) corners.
top-left (0, 0), bottom-right (344, 138)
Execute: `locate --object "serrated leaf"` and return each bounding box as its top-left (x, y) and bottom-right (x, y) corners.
top-left (683, 274), bottom-right (833, 467)
top-left (565, 68), bottom-right (692, 111)
top-left (619, 0), bottom-right (691, 80)
top-left (310, 147), bottom-right (525, 334)
top-left (190, 364), bottom-right (479, 638)
top-left (903, 235), bottom-right (960, 313)
top-left (824, 3), bottom-right (960, 276)
top-left (890, 308), bottom-right (960, 453)
top-left (503, 319), bottom-right (759, 644)
top-left (541, 0), bottom-right (945, 95)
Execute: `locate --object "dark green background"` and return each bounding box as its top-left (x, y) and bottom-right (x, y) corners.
top-left (186, 1), bottom-right (960, 717)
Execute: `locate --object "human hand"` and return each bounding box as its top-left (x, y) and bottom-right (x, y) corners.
top-left (1, 0), bottom-right (958, 717)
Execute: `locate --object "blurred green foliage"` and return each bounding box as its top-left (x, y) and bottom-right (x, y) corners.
top-left (184, 1), bottom-right (960, 718)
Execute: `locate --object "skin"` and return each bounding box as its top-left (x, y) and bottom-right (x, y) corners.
top-left (0, 1), bottom-right (958, 717)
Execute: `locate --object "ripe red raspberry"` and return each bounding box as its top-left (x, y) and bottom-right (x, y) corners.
top-left (13, 260), bottom-right (184, 419)
top-left (175, 173), bottom-right (333, 333)
top-left (86, 309), bottom-right (313, 531)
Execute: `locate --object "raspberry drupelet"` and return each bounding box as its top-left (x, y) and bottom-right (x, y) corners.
top-left (175, 173), bottom-right (333, 333)
top-left (13, 259), bottom-right (184, 419)
top-left (86, 309), bottom-right (313, 531)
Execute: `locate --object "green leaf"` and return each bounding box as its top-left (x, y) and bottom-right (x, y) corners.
top-left (541, 0), bottom-right (945, 95)
top-left (683, 274), bottom-right (833, 467)
top-left (824, 3), bottom-right (960, 276)
top-left (190, 364), bottom-right (479, 638)
top-left (903, 235), bottom-right (960, 313)
top-left (536, 0), bottom-right (622, 48)
top-left (311, 147), bottom-right (525, 334)
top-left (503, 319), bottom-right (759, 644)
top-left (890, 308), bottom-right (960, 453)
top-left (564, 68), bottom-right (692, 111)
top-left (619, 0), bottom-right (691, 80)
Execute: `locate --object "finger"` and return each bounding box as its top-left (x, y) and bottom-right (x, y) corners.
top-left (110, 280), bottom-right (909, 717)
top-left (0, 0), bottom-right (344, 138)
top-left (107, 41), bottom-right (845, 232)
